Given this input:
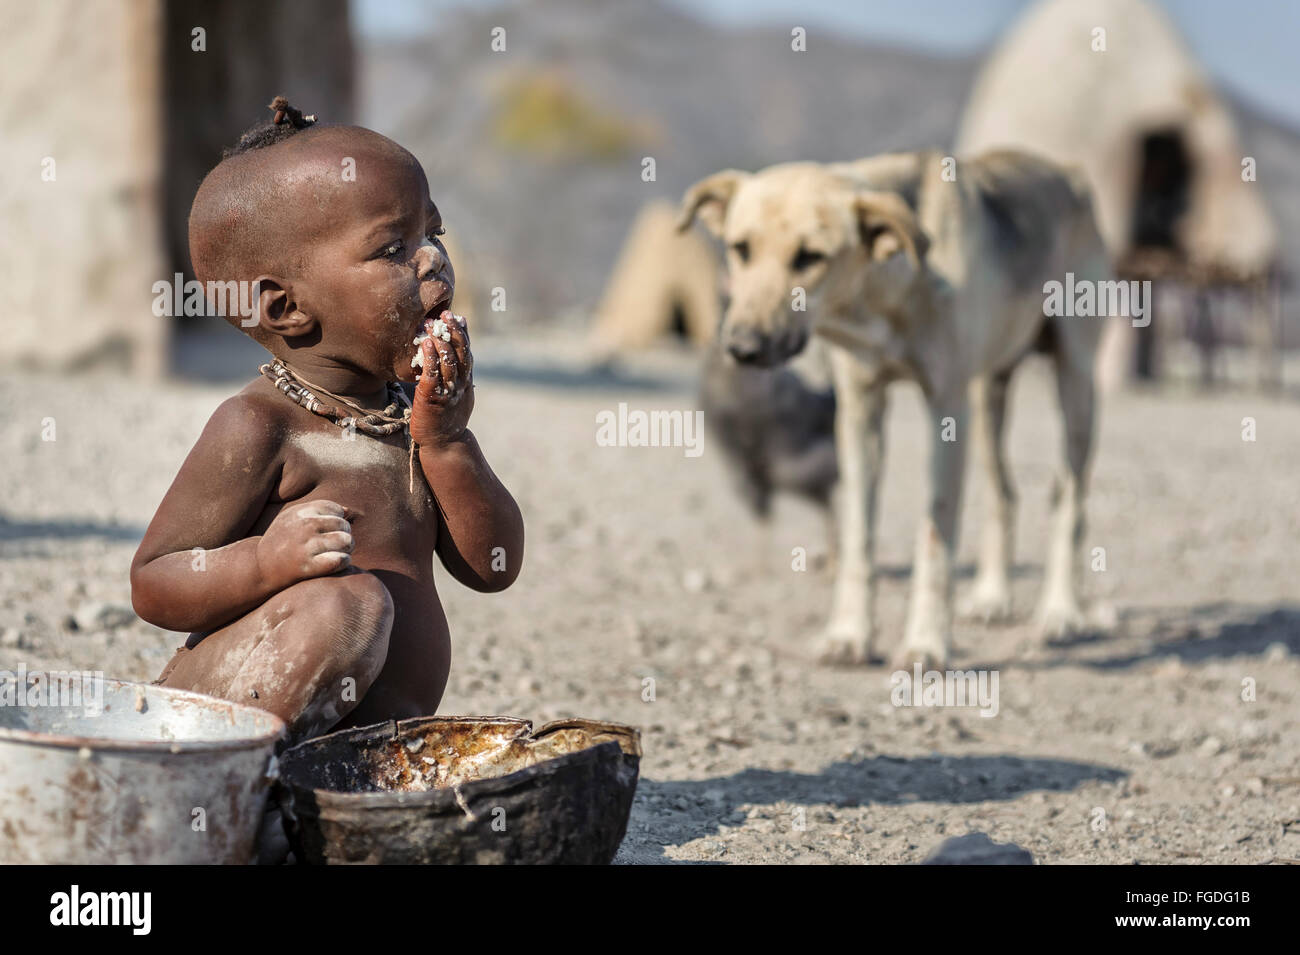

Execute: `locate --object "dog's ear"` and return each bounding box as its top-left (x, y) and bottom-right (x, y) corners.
top-left (676, 170), bottom-right (748, 237)
top-left (853, 191), bottom-right (930, 265)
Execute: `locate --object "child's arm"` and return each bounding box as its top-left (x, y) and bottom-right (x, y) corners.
top-left (411, 317), bottom-right (524, 593)
top-left (422, 433), bottom-right (524, 592)
top-left (131, 395), bottom-right (355, 633)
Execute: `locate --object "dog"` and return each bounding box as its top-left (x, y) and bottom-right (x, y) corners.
top-left (700, 337), bottom-right (838, 554)
top-left (678, 149), bottom-right (1108, 667)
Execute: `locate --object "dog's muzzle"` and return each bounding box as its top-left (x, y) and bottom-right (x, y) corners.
top-left (724, 325), bottom-right (810, 367)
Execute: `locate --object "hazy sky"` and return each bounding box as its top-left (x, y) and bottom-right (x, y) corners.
top-left (355, 0), bottom-right (1300, 127)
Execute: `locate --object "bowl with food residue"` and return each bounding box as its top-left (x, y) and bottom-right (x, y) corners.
top-left (276, 716), bottom-right (640, 864)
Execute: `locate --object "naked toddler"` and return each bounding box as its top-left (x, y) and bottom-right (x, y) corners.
top-left (131, 99), bottom-right (524, 742)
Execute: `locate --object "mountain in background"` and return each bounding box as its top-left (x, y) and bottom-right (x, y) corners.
top-left (360, 0), bottom-right (1299, 331)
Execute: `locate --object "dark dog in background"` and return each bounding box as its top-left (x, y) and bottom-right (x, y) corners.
top-left (700, 340), bottom-right (838, 557)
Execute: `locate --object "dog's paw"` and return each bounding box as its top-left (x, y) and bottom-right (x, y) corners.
top-left (956, 582), bottom-right (1013, 624)
top-left (889, 643), bottom-right (947, 673)
top-left (1035, 599), bottom-right (1089, 641)
top-left (814, 629), bottom-right (873, 667)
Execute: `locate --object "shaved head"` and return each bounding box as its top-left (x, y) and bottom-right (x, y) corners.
top-left (188, 124), bottom-right (420, 341)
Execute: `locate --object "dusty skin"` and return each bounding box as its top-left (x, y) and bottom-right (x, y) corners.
top-left (130, 125), bottom-right (523, 742)
top-left (3, 335), bottom-right (1298, 863)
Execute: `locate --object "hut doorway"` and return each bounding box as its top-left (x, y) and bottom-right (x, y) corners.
top-left (1127, 128), bottom-right (1194, 379)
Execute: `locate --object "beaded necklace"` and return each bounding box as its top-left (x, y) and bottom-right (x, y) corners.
top-left (260, 359), bottom-right (421, 491)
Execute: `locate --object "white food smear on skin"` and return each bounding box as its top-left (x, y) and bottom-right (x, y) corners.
top-left (291, 431), bottom-right (394, 471)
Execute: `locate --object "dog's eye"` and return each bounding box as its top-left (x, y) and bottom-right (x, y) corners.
top-left (792, 247), bottom-right (826, 271)
top-left (730, 240), bottom-right (750, 263)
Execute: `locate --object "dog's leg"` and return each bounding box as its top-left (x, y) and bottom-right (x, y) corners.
top-left (957, 370), bottom-right (1016, 623)
top-left (1036, 337), bottom-right (1095, 638)
top-left (816, 345), bottom-right (886, 664)
top-left (896, 390), bottom-right (969, 669)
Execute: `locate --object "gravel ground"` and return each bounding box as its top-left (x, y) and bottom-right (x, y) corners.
top-left (2, 332), bottom-right (1298, 864)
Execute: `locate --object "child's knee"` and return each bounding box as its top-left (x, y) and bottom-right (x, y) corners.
top-left (287, 571), bottom-right (393, 670)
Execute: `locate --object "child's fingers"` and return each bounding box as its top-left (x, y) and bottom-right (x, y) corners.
top-left (446, 310), bottom-right (470, 349)
top-left (310, 531), bottom-right (354, 555)
top-left (306, 515), bottom-right (350, 534)
top-left (414, 338), bottom-right (446, 400)
top-left (300, 500), bottom-right (347, 520)
top-left (435, 338), bottom-right (460, 393)
top-left (445, 321), bottom-right (472, 382)
top-left (309, 551), bottom-right (352, 574)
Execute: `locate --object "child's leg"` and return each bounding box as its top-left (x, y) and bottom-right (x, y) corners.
top-left (156, 569), bottom-right (393, 742)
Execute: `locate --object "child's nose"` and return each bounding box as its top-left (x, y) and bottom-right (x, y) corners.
top-left (415, 239), bottom-right (447, 279)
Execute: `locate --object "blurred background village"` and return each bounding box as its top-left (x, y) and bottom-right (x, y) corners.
top-left (2, 0), bottom-right (1297, 391)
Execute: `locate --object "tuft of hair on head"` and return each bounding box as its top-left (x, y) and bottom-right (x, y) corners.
top-left (222, 95), bottom-right (320, 158)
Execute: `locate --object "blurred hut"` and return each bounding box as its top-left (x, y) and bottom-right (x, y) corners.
top-left (1, 0), bottom-right (167, 375)
top-left (589, 200), bottom-right (721, 354)
top-left (957, 0), bottom-right (1281, 389)
top-left (0, 0), bottom-right (353, 378)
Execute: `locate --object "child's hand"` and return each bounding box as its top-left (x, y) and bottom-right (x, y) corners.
top-left (256, 500), bottom-right (354, 588)
top-left (411, 310), bottom-right (474, 449)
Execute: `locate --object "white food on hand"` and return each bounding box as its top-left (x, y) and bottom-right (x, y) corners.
top-left (411, 315), bottom-right (461, 368)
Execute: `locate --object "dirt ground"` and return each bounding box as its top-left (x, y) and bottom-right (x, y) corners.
top-left (2, 332), bottom-right (1298, 864)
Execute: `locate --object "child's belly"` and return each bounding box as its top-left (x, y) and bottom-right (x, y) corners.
top-left (274, 427), bottom-right (451, 720)
top-left (355, 568), bottom-right (451, 722)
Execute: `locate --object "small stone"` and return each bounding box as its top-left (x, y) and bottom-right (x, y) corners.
top-left (1197, 736), bottom-right (1224, 757)
top-left (921, 832), bottom-right (1033, 865)
top-left (682, 569), bottom-right (709, 593)
top-left (73, 602), bottom-right (136, 633)
top-left (516, 675), bottom-right (543, 695)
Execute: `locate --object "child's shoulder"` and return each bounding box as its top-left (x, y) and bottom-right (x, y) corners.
top-left (194, 377), bottom-right (295, 459)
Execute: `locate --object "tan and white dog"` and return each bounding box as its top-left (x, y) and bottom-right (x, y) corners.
top-left (678, 149), bottom-right (1109, 667)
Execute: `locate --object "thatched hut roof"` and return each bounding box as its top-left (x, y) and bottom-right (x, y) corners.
top-left (589, 200), bottom-right (721, 352)
top-left (957, 0), bottom-right (1276, 282)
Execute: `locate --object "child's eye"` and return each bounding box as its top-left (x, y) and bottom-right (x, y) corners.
top-left (382, 240), bottom-right (405, 258)
top-left (428, 227), bottom-right (446, 240)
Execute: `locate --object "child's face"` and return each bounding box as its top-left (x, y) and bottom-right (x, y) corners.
top-left (291, 142), bottom-right (455, 384)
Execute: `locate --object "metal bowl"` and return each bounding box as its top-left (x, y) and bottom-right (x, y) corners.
top-left (0, 674), bottom-right (284, 864)
top-left (277, 716), bottom-right (641, 864)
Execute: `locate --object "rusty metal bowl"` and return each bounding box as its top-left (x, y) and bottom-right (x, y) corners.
top-left (0, 675), bottom-right (284, 864)
top-left (277, 716), bottom-right (641, 864)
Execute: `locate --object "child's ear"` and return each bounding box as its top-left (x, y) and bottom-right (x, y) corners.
top-left (254, 276), bottom-right (316, 338)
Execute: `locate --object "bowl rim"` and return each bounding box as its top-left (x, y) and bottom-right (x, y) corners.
top-left (0, 676), bottom-right (286, 754)
top-left (277, 714), bottom-right (641, 809)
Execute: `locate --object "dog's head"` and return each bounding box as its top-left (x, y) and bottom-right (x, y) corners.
top-left (677, 163), bottom-right (928, 367)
